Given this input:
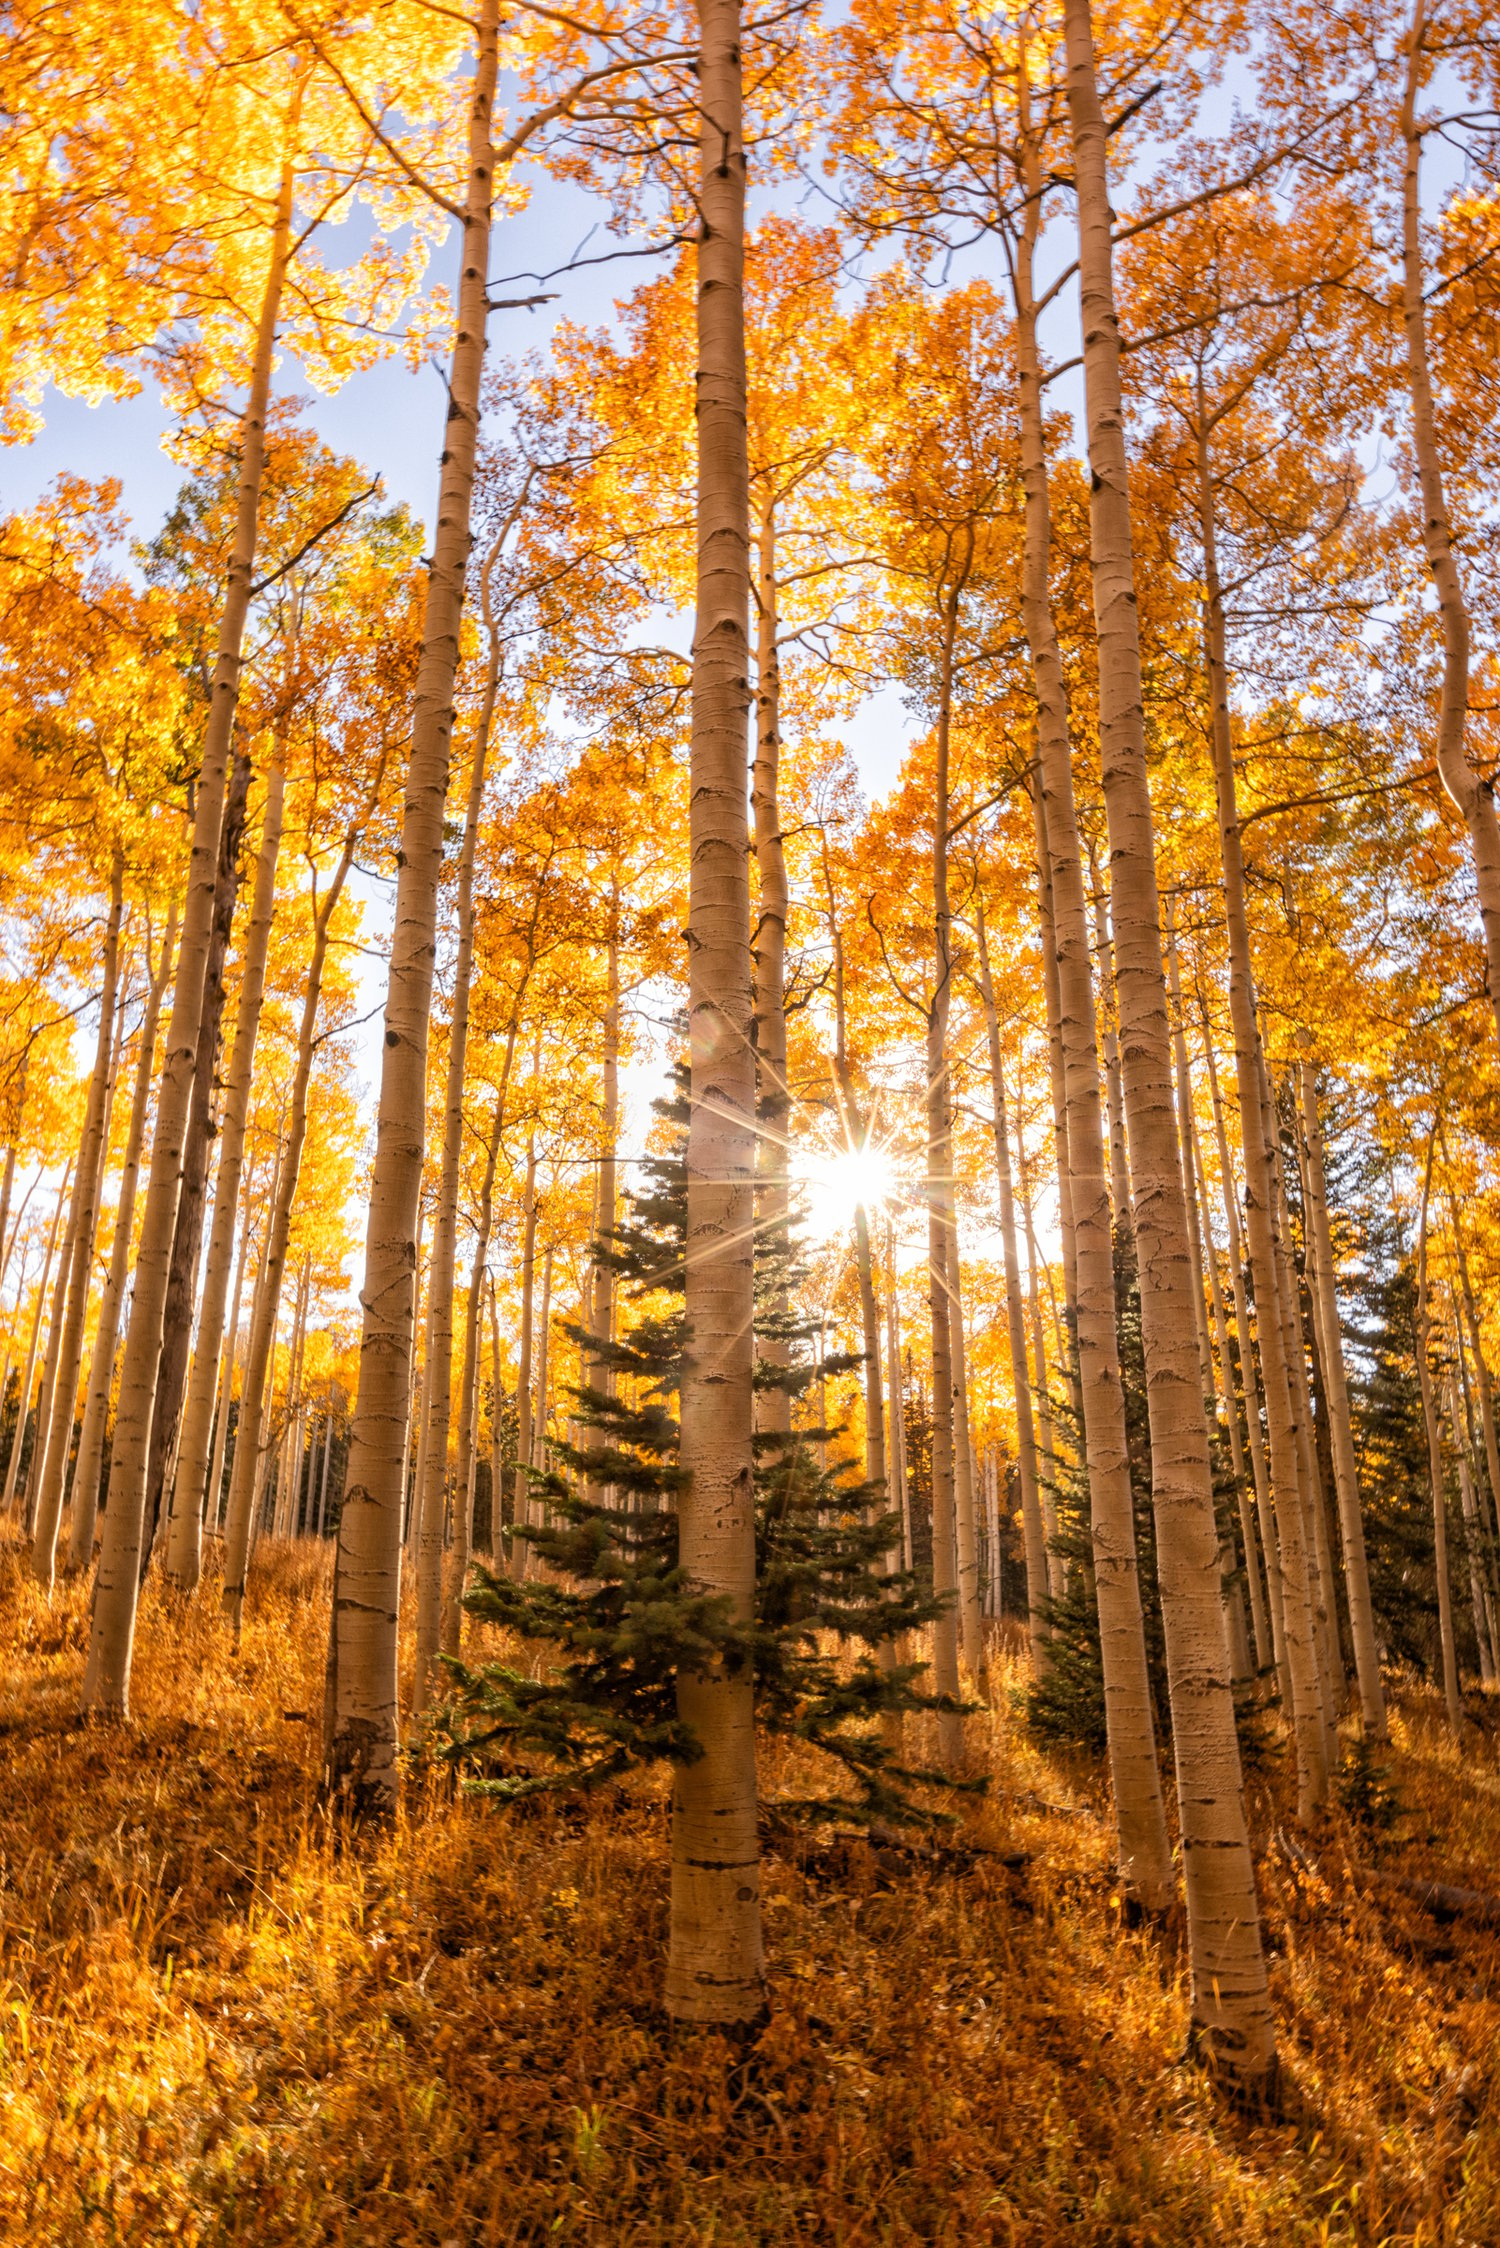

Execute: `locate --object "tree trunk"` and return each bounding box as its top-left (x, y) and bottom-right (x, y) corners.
top-left (946, 1244), bottom-right (984, 1675)
top-left (1194, 418), bottom-right (1327, 1818)
top-left (147, 744), bottom-right (252, 1577)
top-left (665, 0), bottom-right (764, 2021)
top-left (1010, 125), bottom-right (1175, 1896)
top-left (1062, 0), bottom-right (1273, 2083)
top-left (1448, 1377), bottom-right (1497, 1683)
top-left (1416, 1167), bottom-right (1463, 1740)
top-left (1088, 855), bottom-right (1133, 1235)
top-left (70, 914), bottom-right (177, 1566)
top-left (974, 907), bottom-right (1048, 1660)
top-left (1450, 1213), bottom-right (1500, 1615)
top-left (443, 1086), bottom-right (508, 1656)
top-left (1399, 3), bottom-right (1500, 1050)
top-left (24, 1146), bottom-right (87, 1532)
top-left (166, 742), bottom-right (286, 1586)
top-left (924, 590), bottom-right (965, 1764)
top-left (512, 1121), bottom-right (538, 1576)
top-left (83, 162), bottom-right (294, 1716)
top-left (223, 841), bottom-right (355, 1628)
top-left (325, 1), bottom-right (499, 1806)
top-left (414, 656), bottom-right (501, 1712)
top-left (1015, 1126), bottom-right (1062, 1598)
top-left (1296, 1048), bottom-right (1386, 1736)
top-left (1031, 783), bottom-right (1079, 1336)
top-left (206, 1178), bottom-right (254, 1536)
top-left (3, 1161), bottom-right (72, 1512)
top-left (886, 1223), bottom-right (912, 1573)
top-left (752, 504), bottom-right (793, 1443)
top-left (32, 860), bottom-right (124, 1584)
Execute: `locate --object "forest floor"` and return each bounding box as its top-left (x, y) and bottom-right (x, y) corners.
top-left (0, 1538), bottom-right (1497, 2245)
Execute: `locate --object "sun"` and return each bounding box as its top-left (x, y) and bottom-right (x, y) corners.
top-left (793, 1137), bottom-right (899, 1244)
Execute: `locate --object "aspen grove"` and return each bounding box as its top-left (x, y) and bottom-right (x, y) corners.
top-left (2, 0), bottom-right (1500, 2234)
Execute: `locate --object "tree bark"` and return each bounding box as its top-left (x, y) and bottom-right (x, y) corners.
top-left (1062, 0), bottom-right (1274, 2083)
top-left (325, 0), bottom-right (498, 1808)
top-left (1416, 1160), bottom-right (1463, 1740)
top-left (206, 1175), bottom-right (254, 1535)
top-left (32, 861), bottom-right (124, 1585)
top-left (946, 1245), bottom-right (984, 1675)
top-left (443, 1083), bottom-right (508, 1655)
top-left (70, 914), bottom-right (177, 1565)
top-left (146, 744), bottom-right (251, 1577)
top-left (3, 1162), bottom-right (72, 1513)
top-left (1399, 2), bottom-right (1500, 1050)
top-left (83, 160), bottom-right (295, 1716)
top-left (974, 908), bottom-right (1048, 1657)
top-left (1194, 415), bottom-right (1327, 1818)
top-left (1296, 1048), bottom-right (1386, 1736)
top-left (166, 740), bottom-right (286, 1586)
top-left (1449, 1377), bottom-right (1497, 1684)
top-left (414, 648), bottom-right (501, 1712)
top-left (223, 837), bottom-right (356, 1628)
top-left (664, 0), bottom-right (764, 2022)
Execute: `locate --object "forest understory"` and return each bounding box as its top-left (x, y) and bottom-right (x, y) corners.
top-left (2, 1538), bottom-right (1495, 2248)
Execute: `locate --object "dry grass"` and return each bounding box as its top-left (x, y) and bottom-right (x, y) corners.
top-left (0, 1536), bottom-right (1497, 2244)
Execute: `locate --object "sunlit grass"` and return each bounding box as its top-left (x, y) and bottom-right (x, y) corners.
top-left (0, 1537), bottom-right (1497, 2242)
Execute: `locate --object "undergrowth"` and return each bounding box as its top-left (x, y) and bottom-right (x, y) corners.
top-left (0, 1535), bottom-right (1497, 2244)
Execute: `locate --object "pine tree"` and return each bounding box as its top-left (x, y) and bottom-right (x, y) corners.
top-left (441, 1079), bottom-right (965, 1827)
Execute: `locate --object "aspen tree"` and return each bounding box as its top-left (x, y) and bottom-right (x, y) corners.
top-left (69, 912), bottom-right (177, 1566)
top-left (1296, 1044), bottom-right (1386, 1735)
top-left (83, 162), bottom-right (295, 1715)
top-left (443, 1089), bottom-right (508, 1655)
top-left (1416, 1148), bottom-right (1463, 1739)
top-left (1399, 0), bottom-right (1500, 1053)
top-left (973, 903), bottom-right (1047, 1658)
top-left (664, 0), bottom-right (765, 2019)
top-left (751, 509), bottom-right (793, 1442)
top-left (3, 1162), bottom-right (71, 1515)
top-left (1062, 0), bottom-right (1273, 2080)
top-left (31, 861), bottom-right (123, 1585)
top-left (165, 738), bottom-right (287, 1587)
top-left (1448, 1375), bottom-right (1497, 1683)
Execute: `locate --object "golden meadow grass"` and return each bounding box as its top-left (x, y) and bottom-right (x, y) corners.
top-left (0, 1535), bottom-right (1496, 2245)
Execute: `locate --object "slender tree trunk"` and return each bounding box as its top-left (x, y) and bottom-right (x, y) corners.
top-left (83, 162), bottom-right (295, 1716)
top-left (925, 590), bottom-right (965, 1763)
top-left (586, 907), bottom-right (621, 1399)
top-left (24, 1149), bottom-right (86, 1530)
top-left (1399, 5), bottom-right (1500, 1048)
top-left (223, 843), bottom-right (354, 1627)
top-left (1015, 1129), bottom-right (1062, 1597)
top-left (947, 1246), bottom-right (984, 1675)
top-left (666, 0), bottom-right (764, 2019)
top-left (326, 4), bottom-right (499, 1804)
top-left (1031, 784), bottom-right (1079, 1335)
top-left (513, 1123), bottom-right (538, 1575)
top-left (886, 1223), bottom-right (912, 1573)
top-left (207, 1184), bottom-right (253, 1535)
top-left (32, 862), bottom-right (124, 1584)
top-left (1296, 1049), bottom-right (1386, 1736)
top-left (1062, 0), bottom-right (1273, 2082)
top-left (1011, 129), bottom-right (1177, 1895)
top-left (70, 916), bottom-right (177, 1565)
top-left (1416, 1169), bottom-right (1463, 1739)
top-left (443, 1086), bottom-right (507, 1656)
top-left (1448, 1377), bottom-right (1497, 1683)
top-left (752, 504), bottom-right (792, 1442)
top-left (487, 1279), bottom-right (504, 1562)
top-left (3, 1163), bottom-right (71, 1512)
top-left (1194, 419), bottom-right (1327, 1817)
top-left (166, 744), bottom-right (286, 1586)
top-left (974, 908), bottom-right (1048, 1659)
top-left (1088, 856), bottom-right (1133, 1236)
top-left (147, 744), bottom-right (252, 1576)
top-left (414, 663), bottom-right (501, 1711)
top-left (316, 1393), bottom-right (336, 1538)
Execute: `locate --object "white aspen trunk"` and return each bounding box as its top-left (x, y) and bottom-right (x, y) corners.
top-left (0, 1135), bottom-right (18, 1299)
top-left (316, 1391), bottom-right (336, 1538)
top-left (1010, 131), bottom-right (1175, 1895)
top-left (886, 1224), bottom-right (912, 1575)
top-left (166, 744), bottom-right (286, 1586)
top-left (1203, 1030), bottom-right (1289, 1702)
top-left (512, 1126), bottom-right (538, 1576)
top-left (70, 914), bottom-right (177, 1566)
top-left (3, 1163), bottom-right (72, 1513)
top-left (1260, 1044), bottom-right (1343, 1744)
top-left (1190, 1085), bottom-right (1272, 1675)
top-left (1450, 1238), bottom-right (1500, 1625)
top-left (925, 591), bottom-right (966, 1764)
top-left (1063, 0), bottom-right (1273, 2083)
top-left (414, 663), bottom-right (500, 1712)
top-left (273, 1261), bottom-right (309, 1536)
top-left (1089, 861), bottom-right (1133, 1235)
top-left (1015, 1133), bottom-right (1063, 1596)
top-left (32, 861), bottom-right (124, 1584)
top-left (1416, 1173), bottom-right (1463, 1739)
top-left (222, 846), bottom-right (353, 1626)
top-left (443, 1086), bottom-right (507, 1656)
top-left (665, 0), bottom-right (764, 2019)
top-left (1194, 415), bottom-right (1327, 1819)
top-left (405, 1214), bottom-right (431, 1553)
top-left (946, 1245), bottom-right (984, 1674)
top-left (974, 911), bottom-right (1048, 1659)
top-left (23, 1153), bottom-right (87, 1534)
top-left (1400, 4), bottom-right (1500, 1050)
top-left (206, 1193), bottom-right (252, 1536)
top-left (83, 163), bottom-right (295, 1716)
top-left (1164, 911), bottom-right (1250, 1684)
top-left (1296, 1049), bottom-right (1386, 1736)
top-left (487, 1279), bottom-right (504, 1562)
top-left (1449, 1378), bottom-right (1496, 1685)
top-left (1031, 784), bottom-right (1079, 1338)
top-left (586, 905), bottom-right (621, 1400)
top-left (325, 0), bottom-right (499, 1806)
top-left (824, 913), bottom-right (889, 1604)
top-left (752, 507), bottom-right (793, 1444)
top-left (532, 1245), bottom-right (552, 1486)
